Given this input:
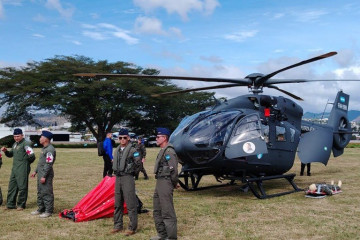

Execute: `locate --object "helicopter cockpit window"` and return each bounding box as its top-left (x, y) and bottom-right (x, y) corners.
top-left (189, 111), bottom-right (239, 148)
top-left (170, 110), bottom-right (210, 141)
top-left (276, 126), bottom-right (286, 142)
top-left (290, 128), bottom-right (295, 143)
top-left (230, 114), bottom-right (262, 145)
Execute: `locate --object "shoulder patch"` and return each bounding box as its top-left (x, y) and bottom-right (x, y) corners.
top-left (133, 152), bottom-right (140, 157)
top-left (25, 146), bottom-right (34, 155)
top-left (165, 154), bottom-right (171, 161)
top-left (46, 152), bottom-right (54, 163)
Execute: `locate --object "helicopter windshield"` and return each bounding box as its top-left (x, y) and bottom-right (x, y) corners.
top-left (189, 111), bottom-right (239, 148)
top-left (170, 110), bottom-right (210, 141)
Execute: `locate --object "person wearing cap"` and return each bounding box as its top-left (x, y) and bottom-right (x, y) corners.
top-left (102, 131), bottom-right (114, 177)
top-left (111, 128), bottom-right (141, 236)
top-left (134, 136), bottom-right (148, 180)
top-left (1, 128), bottom-right (36, 210)
top-left (30, 130), bottom-right (56, 218)
top-left (151, 127), bottom-right (179, 240)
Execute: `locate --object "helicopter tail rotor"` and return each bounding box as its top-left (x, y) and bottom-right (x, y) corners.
top-left (327, 91), bottom-right (352, 157)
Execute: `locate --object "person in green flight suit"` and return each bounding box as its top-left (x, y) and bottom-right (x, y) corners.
top-left (151, 127), bottom-right (180, 240)
top-left (134, 136), bottom-right (148, 180)
top-left (0, 152), bottom-right (3, 206)
top-left (1, 128), bottom-right (36, 210)
top-left (111, 128), bottom-right (141, 236)
top-left (30, 130), bottom-right (56, 218)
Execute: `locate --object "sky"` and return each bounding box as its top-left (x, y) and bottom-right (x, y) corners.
top-left (1, 0), bottom-right (360, 113)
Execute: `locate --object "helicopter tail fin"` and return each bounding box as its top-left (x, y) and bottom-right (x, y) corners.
top-left (327, 91), bottom-right (351, 157)
top-left (298, 91), bottom-right (351, 166)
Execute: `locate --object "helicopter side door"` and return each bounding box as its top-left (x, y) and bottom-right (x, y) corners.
top-left (225, 113), bottom-right (268, 159)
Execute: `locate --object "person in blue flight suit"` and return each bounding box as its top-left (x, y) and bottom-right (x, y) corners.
top-left (103, 131), bottom-right (114, 177)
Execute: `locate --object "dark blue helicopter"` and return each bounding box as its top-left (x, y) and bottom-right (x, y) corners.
top-left (76, 52), bottom-right (358, 198)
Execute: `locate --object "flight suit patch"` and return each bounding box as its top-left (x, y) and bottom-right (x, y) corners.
top-left (133, 152), bottom-right (140, 157)
top-left (165, 155), bottom-right (171, 161)
top-left (25, 146), bottom-right (34, 155)
top-left (46, 152), bottom-right (54, 163)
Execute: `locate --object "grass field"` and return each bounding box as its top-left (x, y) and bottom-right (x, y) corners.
top-left (0, 147), bottom-right (359, 240)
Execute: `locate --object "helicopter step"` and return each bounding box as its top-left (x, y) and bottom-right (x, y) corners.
top-left (245, 173), bottom-right (303, 199)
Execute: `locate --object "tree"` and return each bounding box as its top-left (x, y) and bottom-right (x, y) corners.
top-left (0, 56), bottom-right (214, 140)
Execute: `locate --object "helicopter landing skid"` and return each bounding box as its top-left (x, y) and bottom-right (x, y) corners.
top-left (245, 173), bottom-right (303, 199)
top-left (178, 171), bottom-right (235, 191)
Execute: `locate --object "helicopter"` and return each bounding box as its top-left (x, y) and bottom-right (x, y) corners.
top-left (75, 51), bottom-right (359, 199)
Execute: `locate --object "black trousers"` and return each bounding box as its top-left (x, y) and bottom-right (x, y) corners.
top-left (300, 163), bottom-right (311, 174)
top-left (103, 155), bottom-right (113, 177)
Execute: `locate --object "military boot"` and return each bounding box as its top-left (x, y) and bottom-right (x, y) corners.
top-left (31, 210), bottom-right (43, 215)
top-left (150, 236), bottom-right (163, 240)
top-left (39, 212), bottom-right (52, 218)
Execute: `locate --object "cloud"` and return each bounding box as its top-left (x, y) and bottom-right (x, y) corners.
top-left (71, 40), bottom-right (81, 45)
top-left (0, 60), bottom-right (25, 68)
top-left (32, 33), bottom-right (45, 38)
top-left (224, 30), bottom-right (258, 42)
top-left (33, 14), bottom-right (46, 22)
top-left (134, 16), bottom-right (167, 35)
top-left (334, 49), bottom-right (356, 67)
top-left (134, 16), bottom-right (184, 39)
top-left (82, 30), bottom-right (107, 40)
top-left (0, 0), bottom-right (22, 19)
top-left (200, 55), bottom-right (223, 63)
top-left (293, 9), bottom-right (328, 22)
top-left (81, 23), bottom-right (139, 45)
top-left (133, 0), bottom-right (220, 20)
top-left (273, 13), bottom-right (284, 19)
top-left (45, 0), bottom-right (75, 20)
top-left (0, 1), bottom-right (4, 19)
top-left (160, 50), bottom-right (183, 61)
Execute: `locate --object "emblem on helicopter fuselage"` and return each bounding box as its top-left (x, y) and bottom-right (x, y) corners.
top-left (243, 142), bottom-right (255, 154)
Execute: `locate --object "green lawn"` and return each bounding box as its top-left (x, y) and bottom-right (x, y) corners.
top-left (0, 147), bottom-right (359, 240)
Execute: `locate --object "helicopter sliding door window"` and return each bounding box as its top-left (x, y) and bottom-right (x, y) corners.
top-left (225, 113), bottom-right (268, 159)
top-left (230, 114), bottom-right (262, 145)
top-left (276, 126), bottom-right (286, 142)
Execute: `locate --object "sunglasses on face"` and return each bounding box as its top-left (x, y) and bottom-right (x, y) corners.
top-left (118, 137), bottom-right (128, 140)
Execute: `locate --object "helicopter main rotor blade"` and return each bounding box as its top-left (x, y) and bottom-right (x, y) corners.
top-left (257, 51), bottom-right (337, 86)
top-left (151, 83), bottom-right (242, 97)
top-left (265, 78), bottom-right (360, 85)
top-left (74, 73), bottom-right (251, 85)
top-left (267, 85), bottom-right (304, 101)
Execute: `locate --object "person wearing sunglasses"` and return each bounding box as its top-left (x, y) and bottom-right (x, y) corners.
top-left (151, 127), bottom-right (179, 240)
top-left (111, 128), bottom-right (141, 236)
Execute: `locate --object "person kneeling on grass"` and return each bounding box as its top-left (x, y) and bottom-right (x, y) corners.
top-left (30, 130), bottom-right (56, 218)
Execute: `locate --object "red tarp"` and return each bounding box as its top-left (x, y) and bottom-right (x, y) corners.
top-left (60, 176), bottom-right (127, 222)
